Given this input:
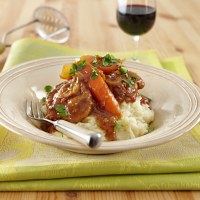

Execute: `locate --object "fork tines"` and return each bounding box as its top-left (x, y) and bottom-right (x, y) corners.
top-left (26, 100), bottom-right (44, 120)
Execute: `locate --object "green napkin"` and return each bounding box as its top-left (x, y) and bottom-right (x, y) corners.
top-left (1, 38), bottom-right (200, 191)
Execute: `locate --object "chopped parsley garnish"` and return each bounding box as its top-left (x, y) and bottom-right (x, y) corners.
top-left (54, 104), bottom-right (69, 117)
top-left (119, 67), bottom-right (129, 78)
top-left (69, 60), bottom-right (86, 75)
top-left (131, 75), bottom-right (137, 81)
top-left (122, 79), bottom-right (133, 88)
top-left (44, 85), bottom-right (53, 93)
top-left (102, 54), bottom-right (117, 66)
top-left (92, 58), bottom-right (98, 64)
top-left (77, 60), bottom-right (86, 69)
top-left (91, 67), bottom-right (98, 79)
top-left (69, 64), bottom-right (77, 76)
top-left (114, 120), bottom-right (120, 131)
top-left (119, 67), bottom-right (127, 74)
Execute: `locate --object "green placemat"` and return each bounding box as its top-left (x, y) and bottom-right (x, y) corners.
top-left (0, 38), bottom-right (200, 191)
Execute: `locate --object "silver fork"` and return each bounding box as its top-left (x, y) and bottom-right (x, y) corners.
top-left (25, 100), bottom-right (102, 148)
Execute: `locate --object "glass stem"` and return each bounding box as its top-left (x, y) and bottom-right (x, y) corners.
top-left (132, 35), bottom-right (140, 61)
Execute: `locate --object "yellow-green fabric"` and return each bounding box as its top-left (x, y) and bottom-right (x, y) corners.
top-left (1, 38), bottom-right (200, 191)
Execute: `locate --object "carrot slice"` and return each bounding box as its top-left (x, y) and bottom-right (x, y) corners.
top-left (88, 72), bottom-right (121, 119)
top-left (96, 64), bottom-right (120, 74)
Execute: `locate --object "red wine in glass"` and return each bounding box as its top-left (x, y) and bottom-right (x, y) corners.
top-left (117, 0), bottom-right (156, 60)
top-left (117, 4), bottom-right (156, 35)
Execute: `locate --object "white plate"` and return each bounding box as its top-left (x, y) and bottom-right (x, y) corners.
top-left (0, 56), bottom-right (200, 154)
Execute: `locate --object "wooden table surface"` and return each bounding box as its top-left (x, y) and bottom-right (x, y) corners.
top-left (0, 0), bottom-right (200, 199)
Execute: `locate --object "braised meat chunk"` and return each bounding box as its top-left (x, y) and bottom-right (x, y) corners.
top-left (105, 69), bottom-right (145, 103)
top-left (46, 76), bottom-right (93, 123)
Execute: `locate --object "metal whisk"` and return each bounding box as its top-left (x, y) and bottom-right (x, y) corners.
top-left (0, 6), bottom-right (70, 54)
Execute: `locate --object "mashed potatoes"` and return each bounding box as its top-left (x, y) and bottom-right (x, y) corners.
top-left (78, 96), bottom-right (154, 140)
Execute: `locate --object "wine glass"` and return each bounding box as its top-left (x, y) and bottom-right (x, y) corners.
top-left (117, 0), bottom-right (156, 61)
